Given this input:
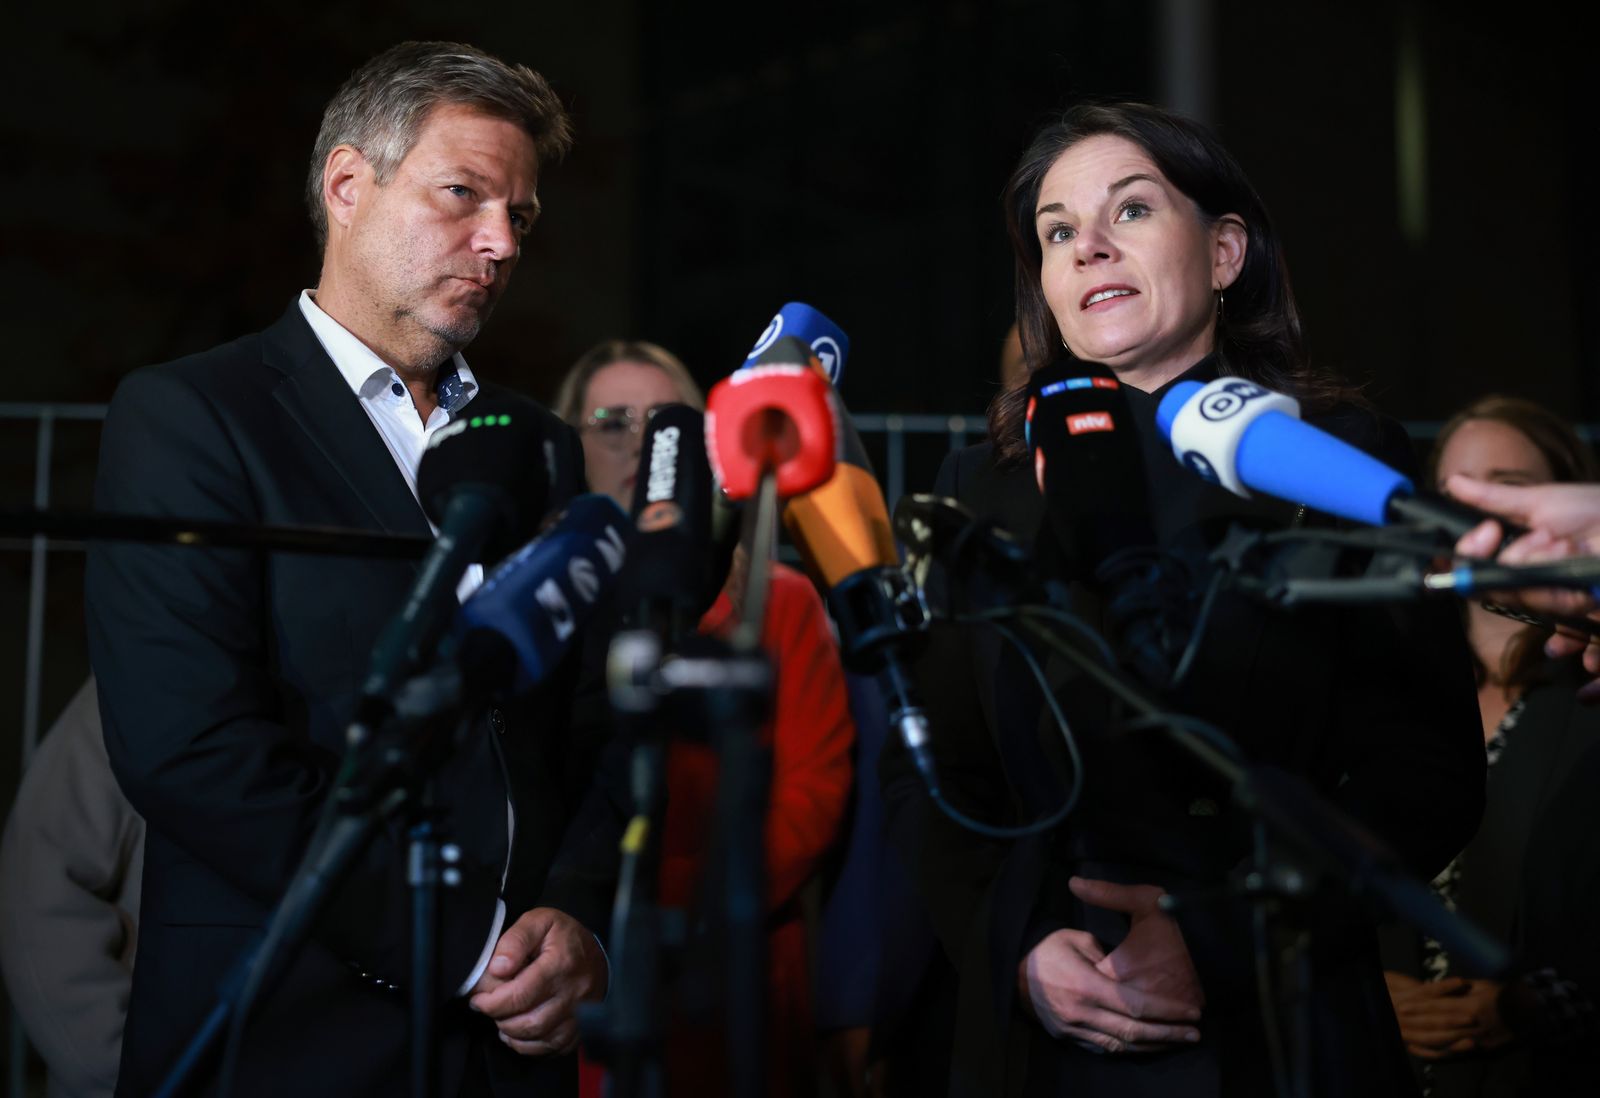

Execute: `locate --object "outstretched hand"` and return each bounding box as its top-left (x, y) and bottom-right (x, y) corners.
top-left (1448, 476), bottom-right (1600, 691)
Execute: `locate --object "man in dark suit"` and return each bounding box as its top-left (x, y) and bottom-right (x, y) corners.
top-left (85, 41), bottom-right (618, 1096)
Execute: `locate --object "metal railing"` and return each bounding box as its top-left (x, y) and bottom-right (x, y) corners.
top-left (4, 398), bottom-right (1556, 767)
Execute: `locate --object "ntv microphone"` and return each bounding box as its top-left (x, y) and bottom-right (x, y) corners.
top-left (357, 395), bottom-right (552, 731)
top-left (1025, 361), bottom-right (1157, 584)
top-left (1026, 361), bottom-right (1209, 687)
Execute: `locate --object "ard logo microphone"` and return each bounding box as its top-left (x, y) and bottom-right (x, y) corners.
top-left (741, 302), bottom-right (851, 386)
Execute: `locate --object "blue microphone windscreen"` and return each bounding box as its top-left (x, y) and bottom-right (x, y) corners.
top-left (1235, 412), bottom-right (1413, 527)
top-left (742, 302), bottom-right (850, 385)
top-left (456, 494), bottom-right (631, 689)
top-left (1156, 381), bottom-right (1204, 440)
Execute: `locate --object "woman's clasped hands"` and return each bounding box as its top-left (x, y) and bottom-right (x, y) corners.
top-left (1017, 877), bottom-right (1204, 1054)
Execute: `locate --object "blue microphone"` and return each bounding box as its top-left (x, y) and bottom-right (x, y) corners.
top-left (455, 493), bottom-right (632, 691)
top-left (1157, 378), bottom-right (1413, 527)
top-left (1156, 378), bottom-right (1501, 538)
top-left (741, 302), bottom-right (850, 386)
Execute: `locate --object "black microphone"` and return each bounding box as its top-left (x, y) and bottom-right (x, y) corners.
top-left (892, 493), bottom-right (1038, 614)
top-left (620, 404), bottom-right (721, 640)
top-left (1423, 556), bottom-right (1600, 596)
top-left (358, 394), bottom-right (551, 717)
top-left (1025, 363), bottom-right (1197, 686)
top-left (1025, 361), bottom-right (1156, 582)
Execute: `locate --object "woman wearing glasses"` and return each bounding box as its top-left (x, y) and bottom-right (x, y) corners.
top-left (554, 340), bottom-right (705, 510)
top-left (554, 340), bottom-right (855, 1097)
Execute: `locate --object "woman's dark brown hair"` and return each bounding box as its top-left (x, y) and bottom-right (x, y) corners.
top-left (1428, 395), bottom-right (1600, 689)
top-left (989, 101), bottom-right (1359, 464)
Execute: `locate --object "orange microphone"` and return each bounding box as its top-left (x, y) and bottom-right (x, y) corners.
top-left (737, 322), bottom-right (934, 787)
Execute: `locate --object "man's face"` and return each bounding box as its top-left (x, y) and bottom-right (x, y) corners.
top-left (341, 103), bottom-right (540, 361)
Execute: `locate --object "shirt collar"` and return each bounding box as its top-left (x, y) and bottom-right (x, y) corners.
top-left (297, 289), bottom-right (478, 414)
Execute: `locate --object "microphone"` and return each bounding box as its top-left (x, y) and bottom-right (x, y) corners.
top-left (359, 395), bottom-right (551, 713)
top-left (453, 493), bottom-right (632, 693)
top-left (741, 301), bottom-right (850, 386)
top-left (705, 350), bottom-right (839, 501)
top-left (1156, 377), bottom-right (1512, 539)
top-left (618, 404), bottom-right (721, 641)
top-left (891, 493), bottom-right (1037, 614)
top-left (739, 328), bottom-right (898, 588)
top-left (1025, 361), bottom-right (1157, 582)
top-left (726, 328), bottom-right (933, 787)
top-left (1026, 362), bottom-right (1200, 686)
top-left (1423, 556), bottom-right (1600, 596)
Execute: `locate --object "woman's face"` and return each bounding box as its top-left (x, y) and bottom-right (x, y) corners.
top-left (1435, 418), bottom-right (1554, 494)
top-left (578, 360), bottom-right (687, 511)
top-left (1035, 134), bottom-right (1244, 391)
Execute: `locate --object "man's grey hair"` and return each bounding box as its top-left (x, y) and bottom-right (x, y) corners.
top-left (305, 40), bottom-right (573, 249)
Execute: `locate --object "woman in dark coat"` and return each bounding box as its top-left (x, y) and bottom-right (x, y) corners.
top-left (1381, 396), bottom-right (1600, 1095)
top-left (880, 102), bottom-right (1486, 1098)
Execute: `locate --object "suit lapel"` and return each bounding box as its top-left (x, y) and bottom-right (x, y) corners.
top-left (260, 302), bottom-right (434, 537)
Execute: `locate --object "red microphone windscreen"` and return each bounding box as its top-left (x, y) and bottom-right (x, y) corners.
top-left (705, 363), bottom-right (837, 501)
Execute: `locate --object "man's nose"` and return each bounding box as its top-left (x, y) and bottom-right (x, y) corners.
top-left (474, 210), bottom-right (519, 264)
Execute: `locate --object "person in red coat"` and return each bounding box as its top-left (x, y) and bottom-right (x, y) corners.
top-left (556, 340), bottom-right (856, 1096)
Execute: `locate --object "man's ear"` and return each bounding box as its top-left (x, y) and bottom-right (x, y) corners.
top-left (1212, 214), bottom-right (1248, 292)
top-left (322, 145), bottom-right (369, 233)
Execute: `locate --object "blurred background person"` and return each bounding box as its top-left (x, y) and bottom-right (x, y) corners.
top-left (1382, 396), bottom-right (1600, 1094)
top-left (555, 340), bottom-right (855, 1096)
top-left (0, 679), bottom-right (142, 1098)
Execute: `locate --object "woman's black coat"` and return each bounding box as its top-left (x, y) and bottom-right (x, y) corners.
top-left (881, 362), bottom-right (1485, 1098)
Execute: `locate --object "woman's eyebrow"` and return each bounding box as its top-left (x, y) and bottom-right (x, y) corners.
top-left (1108, 172), bottom-right (1161, 195)
top-left (1036, 172), bottom-right (1163, 220)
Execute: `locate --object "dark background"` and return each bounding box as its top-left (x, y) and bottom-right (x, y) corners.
top-left (1, 0), bottom-right (1595, 1081)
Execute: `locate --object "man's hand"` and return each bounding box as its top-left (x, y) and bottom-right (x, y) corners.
top-left (1017, 876), bottom-right (1203, 1055)
top-left (468, 907), bottom-right (607, 1055)
top-left (1384, 971), bottom-right (1511, 1060)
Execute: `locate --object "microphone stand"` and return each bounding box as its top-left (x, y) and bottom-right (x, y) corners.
top-left (581, 628), bottom-right (676, 1098)
top-left (151, 663), bottom-right (472, 1098)
top-left (0, 506), bottom-right (430, 557)
top-left (992, 603), bottom-right (1508, 1098)
top-left (585, 473), bottom-right (779, 1098)
top-left (718, 469), bottom-right (779, 1098)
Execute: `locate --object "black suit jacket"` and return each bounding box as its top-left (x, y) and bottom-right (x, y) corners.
top-left (86, 302), bottom-right (619, 1097)
top-left (881, 363), bottom-right (1485, 1098)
